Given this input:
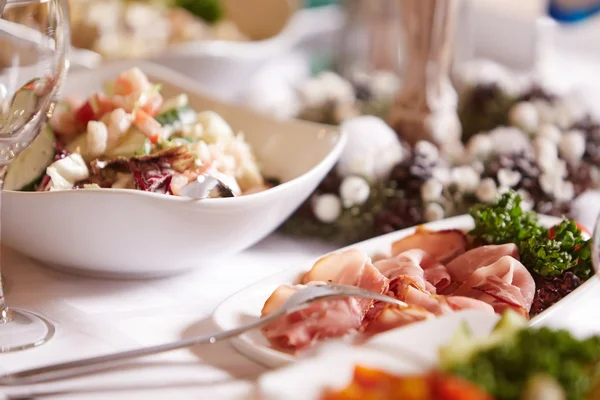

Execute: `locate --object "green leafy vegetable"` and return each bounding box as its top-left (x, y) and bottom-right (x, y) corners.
top-left (449, 326), bottom-right (600, 400)
top-left (155, 106), bottom-right (194, 127)
top-left (469, 191), bottom-right (593, 279)
top-left (174, 0), bottom-right (223, 23)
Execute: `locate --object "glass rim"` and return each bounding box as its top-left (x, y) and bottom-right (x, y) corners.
top-left (0, 0), bottom-right (70, 138)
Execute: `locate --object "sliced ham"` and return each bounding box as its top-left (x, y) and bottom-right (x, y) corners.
top-left (391, 227), bottom-right (467, 263)
top-left (451, 256), bottom-right (535, 315)
top-left (471, 276), bottom-right (529, 317)
top-left (302, 248), bottom-right (389, 314)
top-left (261, 284), bottom-right (302, 316)
top-left (261, 249), bottom-right (389, 351)
top-left (375, 249), bottom-right (451, 294)
top-left (262, 296), bottom-right (364, 350)
top-left (363, 305), bottom-right (435, 336)
top-left (260, 232), bottom-right (536, 351)
top-left (374, 249), bottom-right (432, 291)
top-left (403, 287), bottom-right (455, 316)
top-left (424, 264), bottom-right (452, 293)
top-left (302, 249), bottom-right (369, 284)
top-left (261, 282), bottom-right (365, 350)
top-left (444, 244), bottom-right (520, 284)
top-left (445, 296), bottom-right (495, 314)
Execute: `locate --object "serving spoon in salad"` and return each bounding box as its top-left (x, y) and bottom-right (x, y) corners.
top-left (180, 173), bottom-right (236, 199)
top-left (0, 284), bottom-right (407, 386)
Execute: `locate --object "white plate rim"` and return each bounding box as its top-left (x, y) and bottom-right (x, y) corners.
top-left (212, 213), bottom-right (598, 368)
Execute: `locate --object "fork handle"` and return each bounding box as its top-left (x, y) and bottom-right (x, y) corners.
top-left (0, 309), bottom-right (285, 386)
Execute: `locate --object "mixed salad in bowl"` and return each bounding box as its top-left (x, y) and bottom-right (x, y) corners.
top-left (4, 67), bottom-right (269, 197)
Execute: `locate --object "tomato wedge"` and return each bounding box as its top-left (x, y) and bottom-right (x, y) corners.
top-left (74, 101), bottom-right (95, 127)
top-left (432, 374), bottom-right (493, 400)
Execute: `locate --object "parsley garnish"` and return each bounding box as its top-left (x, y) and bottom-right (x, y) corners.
top-left (450, 327), bottom-right (600, 400)
top-left (469, 191), bottom-right (593, 279)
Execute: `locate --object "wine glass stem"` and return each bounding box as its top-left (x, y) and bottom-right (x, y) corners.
top-left (0, 164), bottom-right (8, 322)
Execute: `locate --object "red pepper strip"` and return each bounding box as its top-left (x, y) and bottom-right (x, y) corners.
top-left (432, 373), bottom-right (493, 400)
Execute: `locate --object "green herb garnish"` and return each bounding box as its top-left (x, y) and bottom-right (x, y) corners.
top-left (175, 0), bottom-right (223, 23)
top-left (469, 191), bottom-right (593, 279)
top-left (155, 106), bottom-right (194, 127)
top-left (449, 327), bottom-right (600, 400)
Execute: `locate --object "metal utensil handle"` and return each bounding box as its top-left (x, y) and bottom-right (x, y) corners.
top-left (0, 309), bottom-right (286, 386)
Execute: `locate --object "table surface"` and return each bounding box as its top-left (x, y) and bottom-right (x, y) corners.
top-left (0, 234), bottom-right (337, 400)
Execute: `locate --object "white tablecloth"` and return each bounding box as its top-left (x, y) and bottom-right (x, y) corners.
top-left (0, 234), bottom-right (338, 400)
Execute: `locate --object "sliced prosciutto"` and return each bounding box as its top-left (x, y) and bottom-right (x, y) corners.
top-left (259, 229), bottom-right (537, 352)
top-left (261, 249), bottom-right (389, 351)
top-left (387, 274), bottom-right (494, 317)
top-left (261, 283), bottom-right (366, 351)
top-left (302, 249), bottom-right (389, 314)
top-left (374, 249), bottom-right (435, 292)
top-left (444, 244), bottom-right (520, 285)
top-left (450, 255), bottom-right (535, 316)
top-left (363, 305), bottom-right (434, 336)
top-left (391, 227), bottom-right (467, 263)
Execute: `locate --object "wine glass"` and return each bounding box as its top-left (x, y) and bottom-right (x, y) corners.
top-left (0, 0), bottom-right (69, 352)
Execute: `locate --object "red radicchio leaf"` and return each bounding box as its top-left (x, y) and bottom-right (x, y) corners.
top-left (37, 143), bottom-right (72, 191)
top-left (128, 161), bottom-right (175, 194)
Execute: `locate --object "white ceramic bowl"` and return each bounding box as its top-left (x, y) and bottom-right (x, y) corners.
top-left (149, 5), bottom-right (344, 102)
top-left (2, 61), bottom-right (346, 279)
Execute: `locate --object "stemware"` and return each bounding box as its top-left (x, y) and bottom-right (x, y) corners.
top-left (0, 0), bottom-right (69, 352)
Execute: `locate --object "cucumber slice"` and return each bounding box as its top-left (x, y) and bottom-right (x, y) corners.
top-left (439, 321), bottom-right (474, 369)
top-left (439, 310), bottom-right (527, 370)
top-left (4, 125), bottom-right (55, 191)
top-left (106, 129), bottom-right (151, 157)
top-left (490, 309), bottom-right (527, 337)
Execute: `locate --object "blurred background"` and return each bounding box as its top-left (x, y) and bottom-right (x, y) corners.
top-left (4, 0), bottom-right (600, 242)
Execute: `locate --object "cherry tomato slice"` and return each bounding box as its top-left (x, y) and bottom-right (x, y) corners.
top-left (433, 374), bottom-right (493, 400)
top-left (74, 101), bottom-right (95, 126)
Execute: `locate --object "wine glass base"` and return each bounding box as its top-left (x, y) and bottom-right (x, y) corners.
top-left (0, 308), bottom-right (55, 352)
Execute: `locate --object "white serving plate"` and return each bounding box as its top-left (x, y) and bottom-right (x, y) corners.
top-left (252, 310), bottom-right (500, 400)
top-left (149, 5), bottom-right (344, 102)
top-left (212, 214), bottom-right (599, 368)
top-left (1, 61), bottom-right (346, 279)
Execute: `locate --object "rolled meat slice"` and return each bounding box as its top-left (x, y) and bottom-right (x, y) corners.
top-left (375, 249), bottom-right (453, 294)
top-left (390, 227), bottom-right (467, 263)
top-left (262, 249), bottom-right (390, 351)
top-left (451, 255), bottom-right (535, 316)
top-left (261, 287), bottom-right (365, 351)
top-left (443, 243), bottom-right (520, 285)
top-left (363, 305), bottom-right (435, 336)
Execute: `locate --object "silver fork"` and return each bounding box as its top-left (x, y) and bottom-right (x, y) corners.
top-left (0, 284), bottom-right (406, 386)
